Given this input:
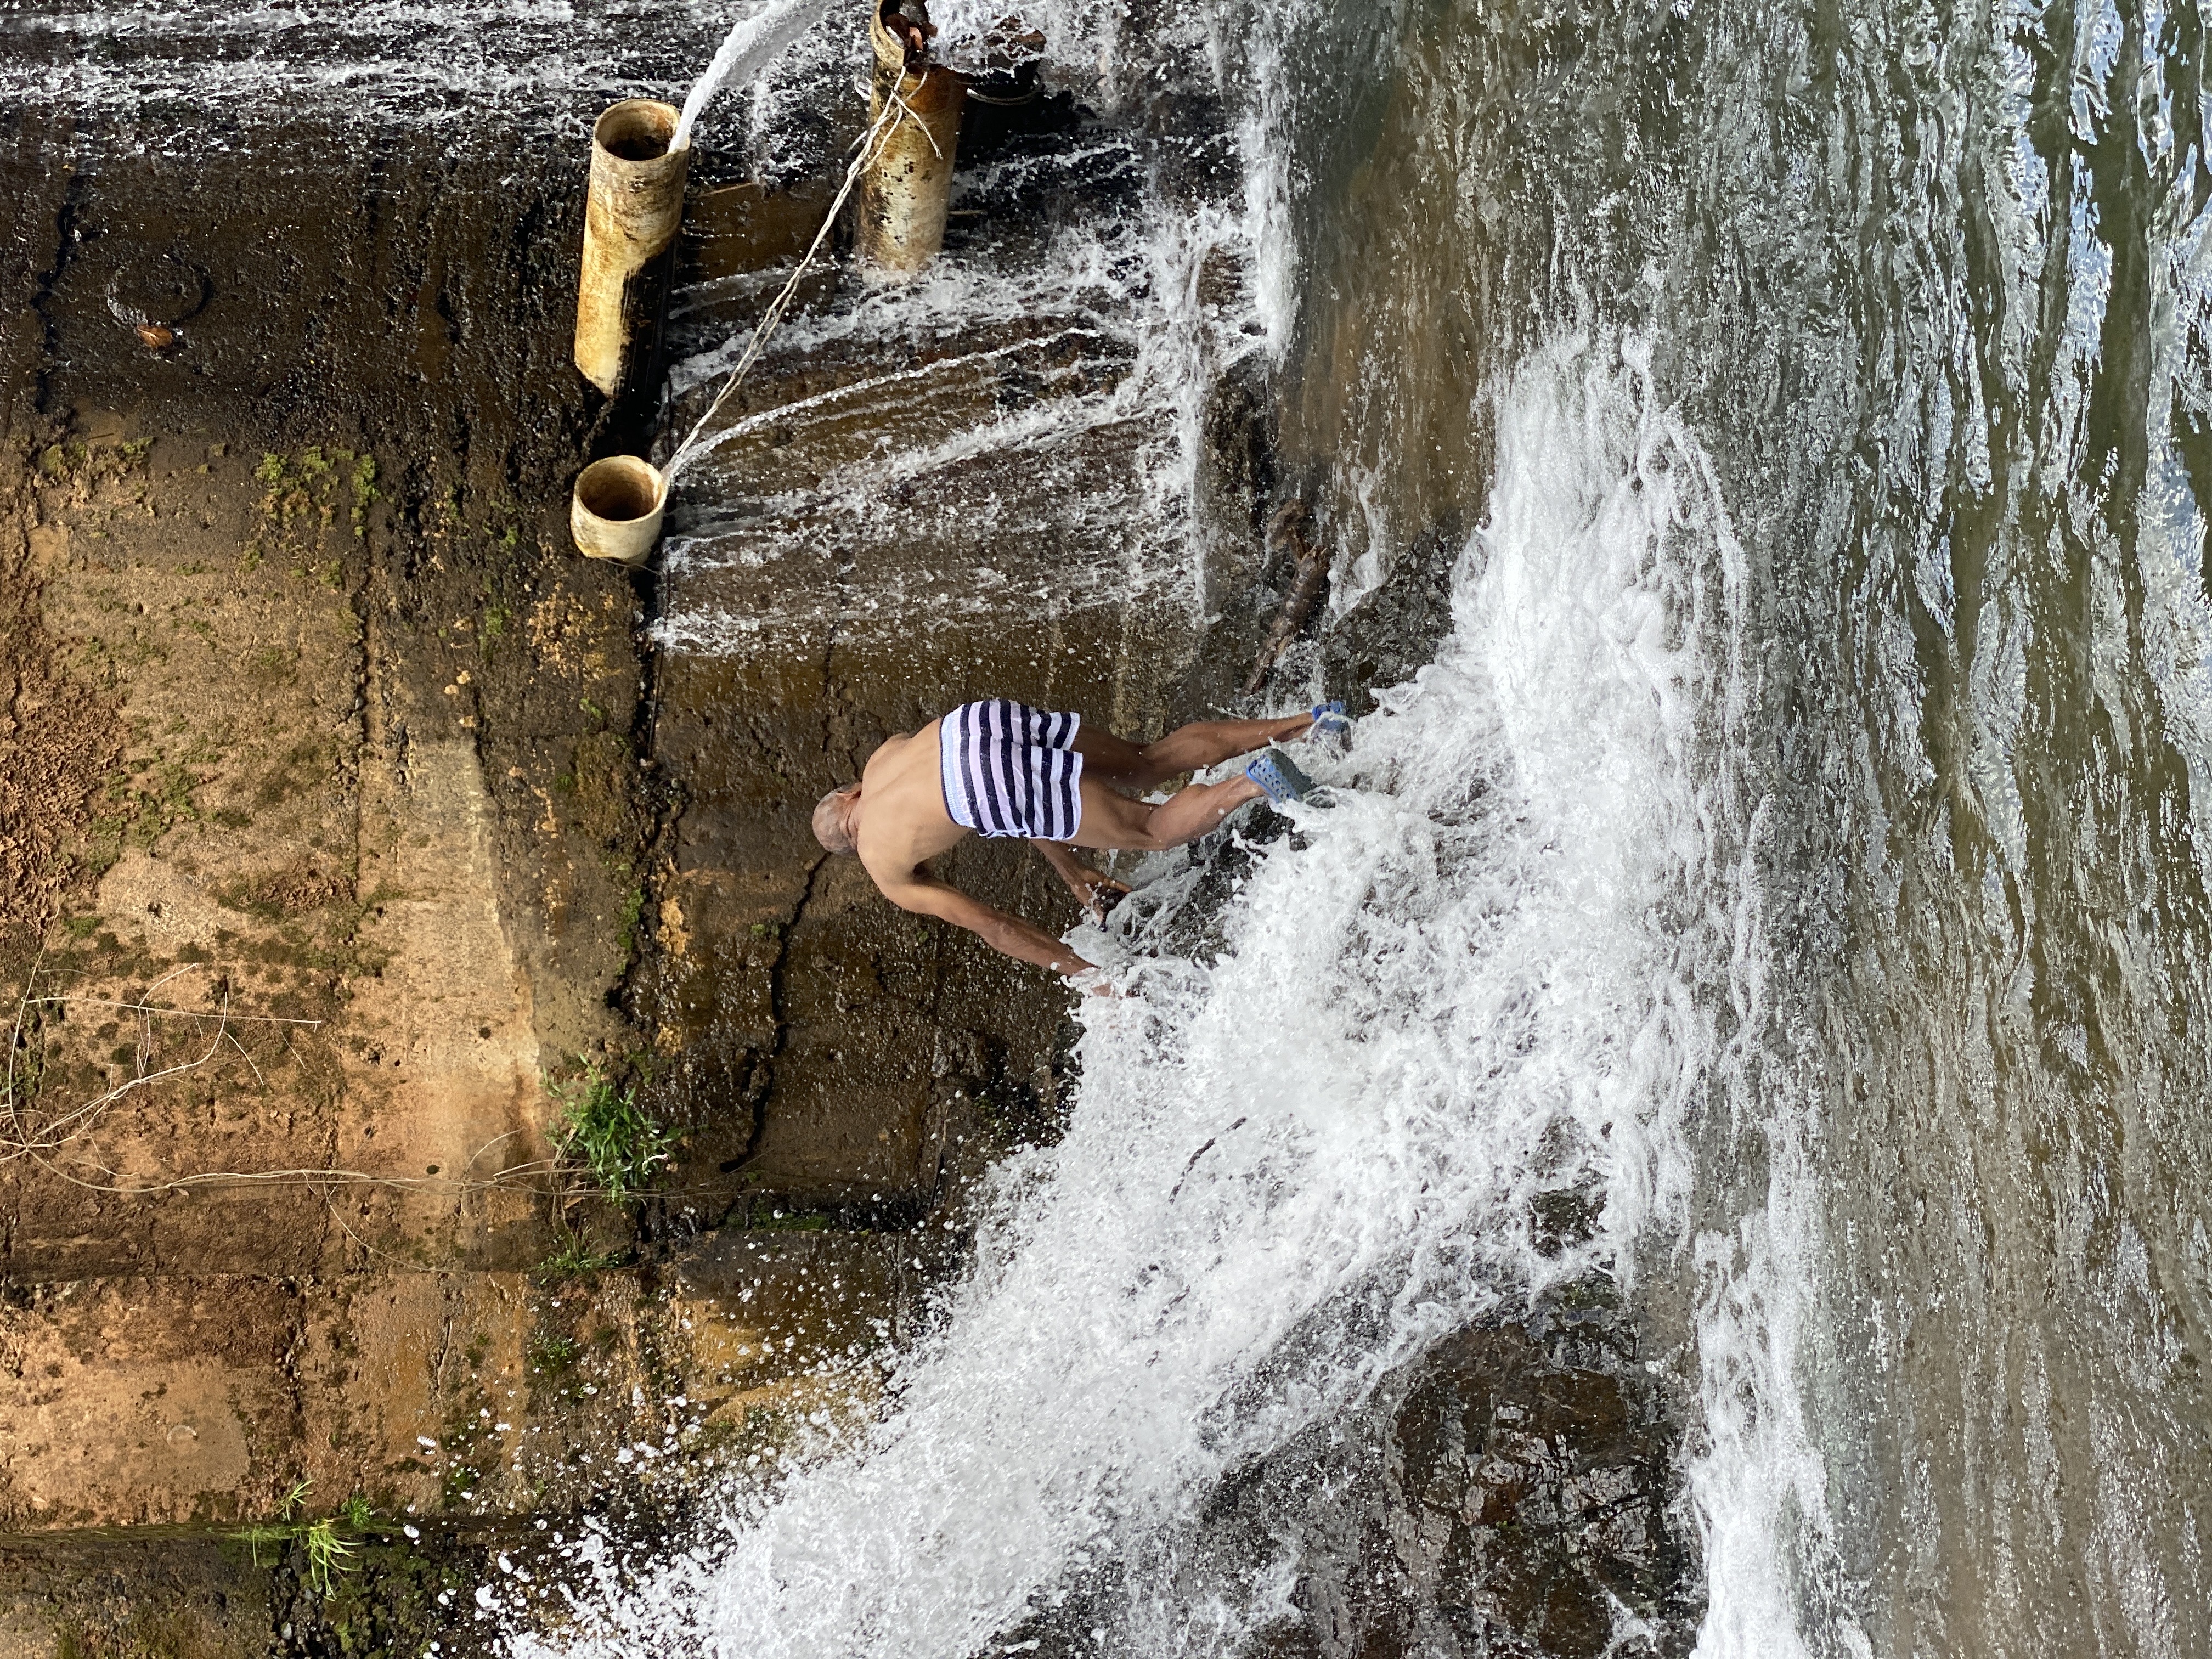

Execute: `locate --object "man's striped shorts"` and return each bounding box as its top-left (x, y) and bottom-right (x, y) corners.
top-left (938, 699), bottom-right (1085, 840)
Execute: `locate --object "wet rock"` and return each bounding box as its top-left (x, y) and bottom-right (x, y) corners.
top-left (1321, 509), bottom-right (1466, 715)
top-left (1179, 1294), bottom-right (1702, 1658)
top-left (1375, 1314), bottom-right (1700, 1656)
top-left (0, 1533), bottom-right (277, 1658)
top-left (0, 1519), bottom-right (538, 1659)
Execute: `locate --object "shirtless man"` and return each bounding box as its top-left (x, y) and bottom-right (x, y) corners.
top-left (811, 699), bottom-right (1340, 982)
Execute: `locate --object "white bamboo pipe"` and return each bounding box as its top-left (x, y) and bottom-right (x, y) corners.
top-left (571, 455), bottom-right (667, 565)
top-left (574, 99), bottom-right (691, 397)
top-left (856, 4), bottom-right (966, 276)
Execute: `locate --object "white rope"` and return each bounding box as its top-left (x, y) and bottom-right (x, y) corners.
top-left (662, 76), bottom-right (938, 485)
top-left (892, 78), bottom-right (946, 159)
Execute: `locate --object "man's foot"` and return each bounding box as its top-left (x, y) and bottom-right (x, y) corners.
top-left (1308, 700), bottom-right (1351, 747)
top-left (1246, 748), bottom-right (1317, 804)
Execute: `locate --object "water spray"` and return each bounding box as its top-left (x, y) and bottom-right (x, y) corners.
top-left (670, 0), bottom-right (836, 154)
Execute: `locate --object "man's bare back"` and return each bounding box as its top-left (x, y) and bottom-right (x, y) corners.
top-left (814, 700), bottom-right (1331, 983)
top-left (853, 718), bottom-right (964, 872)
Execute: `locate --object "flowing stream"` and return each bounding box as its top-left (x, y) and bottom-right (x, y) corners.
top-left (631, 0), bottom-right (2212, 1650)
top-left (14, 0), bottom-right (2212, 1651)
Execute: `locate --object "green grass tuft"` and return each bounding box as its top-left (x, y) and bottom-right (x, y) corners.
top-left (224, 1479), bottom-right (360, 1596)
top-left (549, 1067), bottom-right (675, 1203)
top-left (536, 1236), bottom-right (624, 1277)
top-left (301, 1519), bottom-right (356, 1593)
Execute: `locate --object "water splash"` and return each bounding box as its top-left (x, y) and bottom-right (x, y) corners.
top-left (528, 331), bottom-right (1753, 1656)
top-left (652, 158), bottom-right (1252, 652)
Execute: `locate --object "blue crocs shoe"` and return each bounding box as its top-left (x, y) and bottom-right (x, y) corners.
top-left (1308, 700), bottom-right (1351, 744)
top-left (1246, 747), bottom-right (1317, 804)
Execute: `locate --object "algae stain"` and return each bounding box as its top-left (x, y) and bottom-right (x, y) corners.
top-left (246, 444), bottom-right (380, 564)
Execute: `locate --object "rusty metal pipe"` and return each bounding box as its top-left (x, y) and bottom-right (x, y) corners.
top-left (574, 99), bottom-right (691, 397)
top-left (856, 3), bottom-right (966, 276)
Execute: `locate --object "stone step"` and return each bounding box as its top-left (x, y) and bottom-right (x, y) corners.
top-left (0, 1232), bottom-right (915, 1535)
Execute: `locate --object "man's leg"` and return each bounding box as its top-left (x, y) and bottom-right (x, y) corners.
top-left (1068, 770), bottom-right (1266, 853)
top-left (1073, 712), bottom-right (1315, 791)
top-left (1065, 725), bottom-right (1153, 786)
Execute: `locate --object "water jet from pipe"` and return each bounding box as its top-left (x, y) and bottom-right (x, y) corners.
top-left (671, 0), bottom-right (836, 154)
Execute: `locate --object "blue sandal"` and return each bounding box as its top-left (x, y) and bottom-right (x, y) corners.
top-left (1308, 700), bottom-right (1351, 743)
top-left (1246, 748), bottom-right (1316, 804)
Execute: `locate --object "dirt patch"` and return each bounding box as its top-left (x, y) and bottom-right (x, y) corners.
top-left (0, 439), bottom-right (131, 955)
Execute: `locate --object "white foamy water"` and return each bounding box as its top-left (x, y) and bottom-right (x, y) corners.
top-left (0, 0), bottom-right (739, 135)
top-left (530, 332), bottom-right (1758, 1656)
top-left (652, 171), bottom-right (1252, 651)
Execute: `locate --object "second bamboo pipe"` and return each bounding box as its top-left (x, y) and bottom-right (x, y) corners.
top-left (857, 2), bottom-right (966, 276)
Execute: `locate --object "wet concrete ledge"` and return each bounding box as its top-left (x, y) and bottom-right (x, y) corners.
top-left (0, 98), bottom-right (1198, 1612)
top-left (0, 83), bottom-right (1703, 1659)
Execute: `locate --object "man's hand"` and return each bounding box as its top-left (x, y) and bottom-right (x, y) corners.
top-left (1030, 840), bottom-right (1131, 924)
top-left (1064, 867), bottom-right (1131, 926)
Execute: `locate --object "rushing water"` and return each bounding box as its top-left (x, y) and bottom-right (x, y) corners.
top-left (585, 0), bottom-right (2212, 1647)
top-left (16, 0), bottom-right (2212, 1650)
top-left (640, 0), bottom-right (2212, 1650)
top-left (542, 331), bottom-right (1742, 1658)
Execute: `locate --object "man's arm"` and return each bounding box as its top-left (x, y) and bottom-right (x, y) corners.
top-left (872, 865), bottom-right (1098, 979)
